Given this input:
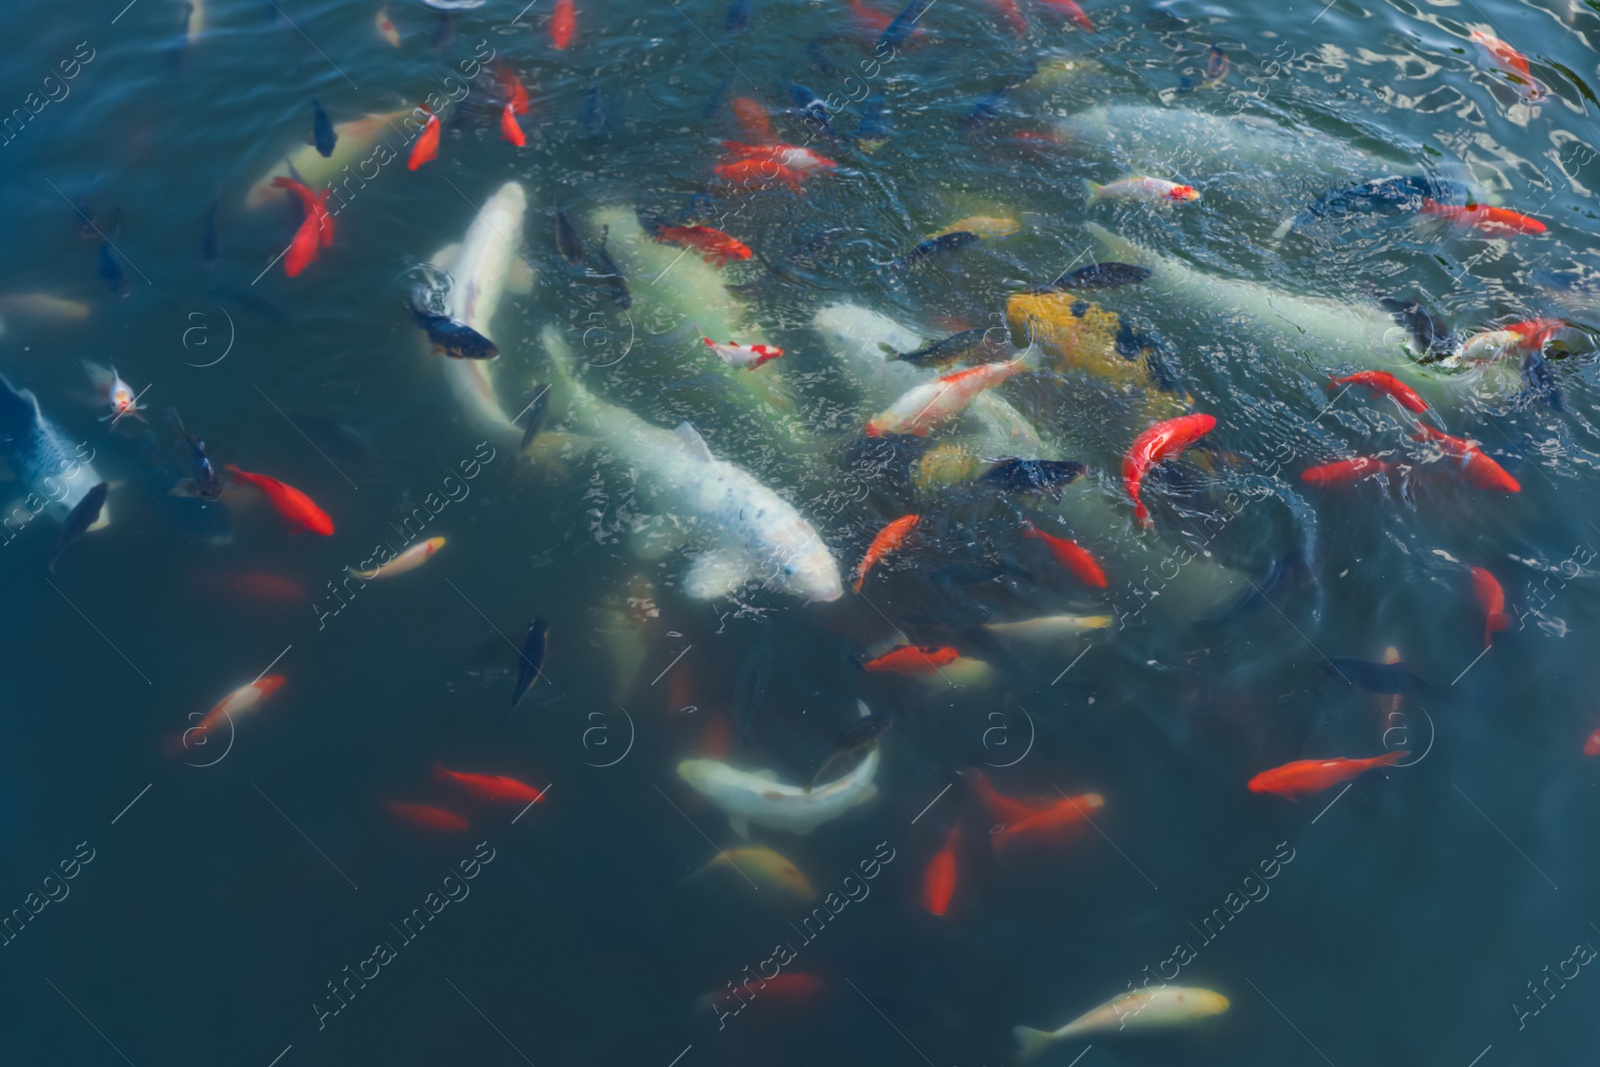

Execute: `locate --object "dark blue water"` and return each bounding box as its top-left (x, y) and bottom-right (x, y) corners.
top-left (2, 0), bottom-right (1600, 1064)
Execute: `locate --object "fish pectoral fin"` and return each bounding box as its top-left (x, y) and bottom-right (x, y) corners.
top-left (728, 817), bottom-right (751, 840)
top-left (506, 257), bottom-right (536, 295)
top-left (671, 421), bottom-right (716, 463)
top-left (682, 546), bottom-right (752, 600)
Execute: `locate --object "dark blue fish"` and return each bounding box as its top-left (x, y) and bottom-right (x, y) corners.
top-left (1521, 349), bottom-right (1566, 411)
top-left (311, 99), bottom-right (337, 157)
top-left (1046, 262), bottom-right (1151, 292)
top-left (890, 231), bottom-right (979, 273)
top-left (511, 617), bottom-right (548, 710)
top-left (580, 87), bottom-right (609, 138)
top-left (415, 313), bottom-right (499, 360)
top-left (881, 328), bottom-right (997, 367)
top-left (517, 384), bottom-right (551, 452)
top-left (201, 193), bottom-right (220, 268)
top-left (726, 0), bottom-right (751, 36)
top-left (788, 82), bottom-right (838, 143)
top-left (554, 201), bottom-right (587, 265)
top-left (47, 482), bottom-right (108, 576)
top-left (977, 458), bottom-right (1085, 502)
top-left (878, 0), bottom-right (934, 52)
top-left (173, 425), bottom-right (225, 501)
top-left (1379, 296), bottom-right (1459, 361)
top-left (1322, 657), bottom-right (1433, 694)
top-left (592, 225), bottom-right (631, 309)
top-left (1279, 175), bottom-right (1472, 239)
top-left (97, 243), bottom-right (129, 296)
top-left (856, 91), bottom-right (892, 149)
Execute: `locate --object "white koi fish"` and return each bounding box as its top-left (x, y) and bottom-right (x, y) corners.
top-left (81, 361), bottom-right (142, 423)
top-left (677, 704), bottom-right (879, 835)
top-left (1085, 176), bottom-right (1199, 203)
top-left (865, 345), bottom-right (1041, 437)
top-left (983, 614), bottom-right (1113, 641)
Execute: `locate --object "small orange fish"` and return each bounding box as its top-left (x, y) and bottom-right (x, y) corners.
top-left (1038, 0), bottom-right (1094, 30)
top-left (408, 105), bottom-right (440, 170)
top-left (225, 464), bottom-right (335, 535)
top-left (1412, 424), bottom-right (1520, 493)
top-left (1470, 566), bottom-right (1510, 648)
top-left (647, 222), bottom-right (753, 266)
top-left (1301, 457), bottom-right (1394, 486)
top-left (852, 514), bottom-right (920, 593)
top-left (1470, 28), bottom-right (1544, 99)
top-left (499, 70), bottom-right (530, 146)
top-left (387, 802), bottom-right (469, 831)
top-left (1248, 751), bottom-right (1407, 797)
top-left (551, 0), bottom-right (575, 49)
top-left (434, 763), bottom-right (546, 804)
top-left (1123, 413), bottom-right (1215, 527)
top-left (1420, 198), bottom-right (1545, 236)
top-left (1329, 371), bottom-right (1427, 413)
top-left (992, 793), bottom-right (1104, 852)
top-left (921, 824), bottom-right (959, 916)
top-left (272, 176), bottom-right (335, 248)
top-left (857, 645), bottom-right (959, 675)
top-left (1020, 521), bottom-right (1106, 588)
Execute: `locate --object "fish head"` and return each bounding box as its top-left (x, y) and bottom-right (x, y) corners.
top-left (1190, 989), bottom-right (1230, 1016)
top-left (772, 540), bottom-right (844, 603)
top-left (676, 758), bottom-right (719, 792)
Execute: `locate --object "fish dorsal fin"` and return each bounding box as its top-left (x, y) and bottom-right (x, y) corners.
top-left (507, 256), bottom-right (536, 295)
top-left (431, 242), bottom-right (463, 272)
top-left (673, 422), bottom-right (715, 462)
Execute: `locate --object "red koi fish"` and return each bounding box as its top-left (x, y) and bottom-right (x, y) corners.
top-left (1470, 28), bottom-right (1544, 99)
top-left (283, 212), bottom-right (322, 277)
top-left (730, 97), bottom-right (776, 144)
top-left (500, 71), bottom-right (530, 146)
top-left (857, 645), bottom-right (960, 675)
top-left (961, 768), bottom-right (1047, 824)
top-left (1412, 424), bottom-right (1520, 492)
top-left (647, 222), bottom-right (753, 266)
top-left (434, 764), bottom-right (546, 804)
top-left (224, 464), bottom-right (335, 535)
top-left (1301, 457), bottom-right (1394, 486)
top-left (1420, 198), bottom-right (1545, 236)
top-left (1248, 751), bottom-right (1408, 797)
top-left (720, 140), bottom-right (837, 174)
top-left (1470, 566), bottom-right (1510, 647)
top-left (992, 793), bottom-right (1104, 852)
top-left (271, 177), bottom-right (334, 247)
top-left (1038, 0), bottom-right (1094, 30)
top-left (1585, 725), bottom-right (1600, 757)
top-left (387, 802), bottom-right (470, 831)
top-left (853, 514), bottom-right (920, 593)
top-left (165, 674), bottom-right (286, 754)
top-left (551, 0), bottom-right (574, 49)
top-left (408, 104), bottom-right (440, 170)
top-left (1330, 370), bottom-right (1427, 413)
top-left (713, 157), bottom-right (806, 192)
top-left (1122, 413), bottom-right (1216, 527)
top-left (921, 824), bottom-right (959, 916)
top-left (696, 973), bottom-right (826, 1013)
top-left (1020, 521), bottom-right (1106, 587)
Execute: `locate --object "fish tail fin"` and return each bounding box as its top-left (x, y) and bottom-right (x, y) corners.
top-left (877, 342), bottom-right (903, 361)
top-left (1489, 610), bottom-right (1510, 634)
top-left (1012, 1026), bottom-right (1055, 1062)
top-left (851, 572), bottom-right (865, 594)
top-left (1376, 749), bottom-right (1410, 769)
top-left (1082, 179), bottom-right (1102, 201)
top-left (344, 564), bottom-right (377, 581)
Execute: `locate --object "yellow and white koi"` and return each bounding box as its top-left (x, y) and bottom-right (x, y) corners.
top-left (693, 845), bottom-right (817, 901)
top-left (982, 614), bottom-right (1112, 642)
top-left (1014, 986), bottom-right (1230, 1060)
top-left (349, 536), bottom-right (445, 579)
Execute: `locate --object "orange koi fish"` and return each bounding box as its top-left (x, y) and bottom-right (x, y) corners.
top-left (921, 824), bottom-right (959, 916)
top-left (1020, 521), bottom-right (1106, 587)
top-left (730, 97), bottom-right (776, 144)
top-left (387, 803), bottom-right (469, 831)
top-left (434, 763), bottom-right (546, 804)
top-left (852, 514), bottom-right (920, 593)
top-left (866, 349), bottom-right (1041, 437)
top-left (1247, 751), bottom-right (1408, 797)
top-left (1038, 0), bottom-right (1094, 30)
top-left (645, 221), bottom-right (753, 266)
top-left (857, 645), bottom-right (960, 675)
top-left (992, 793), bottom-right (1104, 852)
top-left (551, 0), bottom-right (575, 49)
top-left (1420, 198), bottom-right (1545, 236)
top-left (225, 465), bottom-right (334, 535)
top-left (1470, 28), bottom-right (1545, 99)
top-left (1470, 566), bottom-right (1510, 647)
top-left (962, 769), bottom-right (1045, 824)
top-left (1123, 413), bottom-right (1216, 526)
top-left (1301, 457), bottom-right (1394, 486)
top-left (1330, 370), bottom-right (1427, 413)
top-left (500, 70), bottom-right (530, 146)
top-left (408, 104), bottom-right (440, 170)
top-left (1412, 424), bottom-right (1520, 492)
